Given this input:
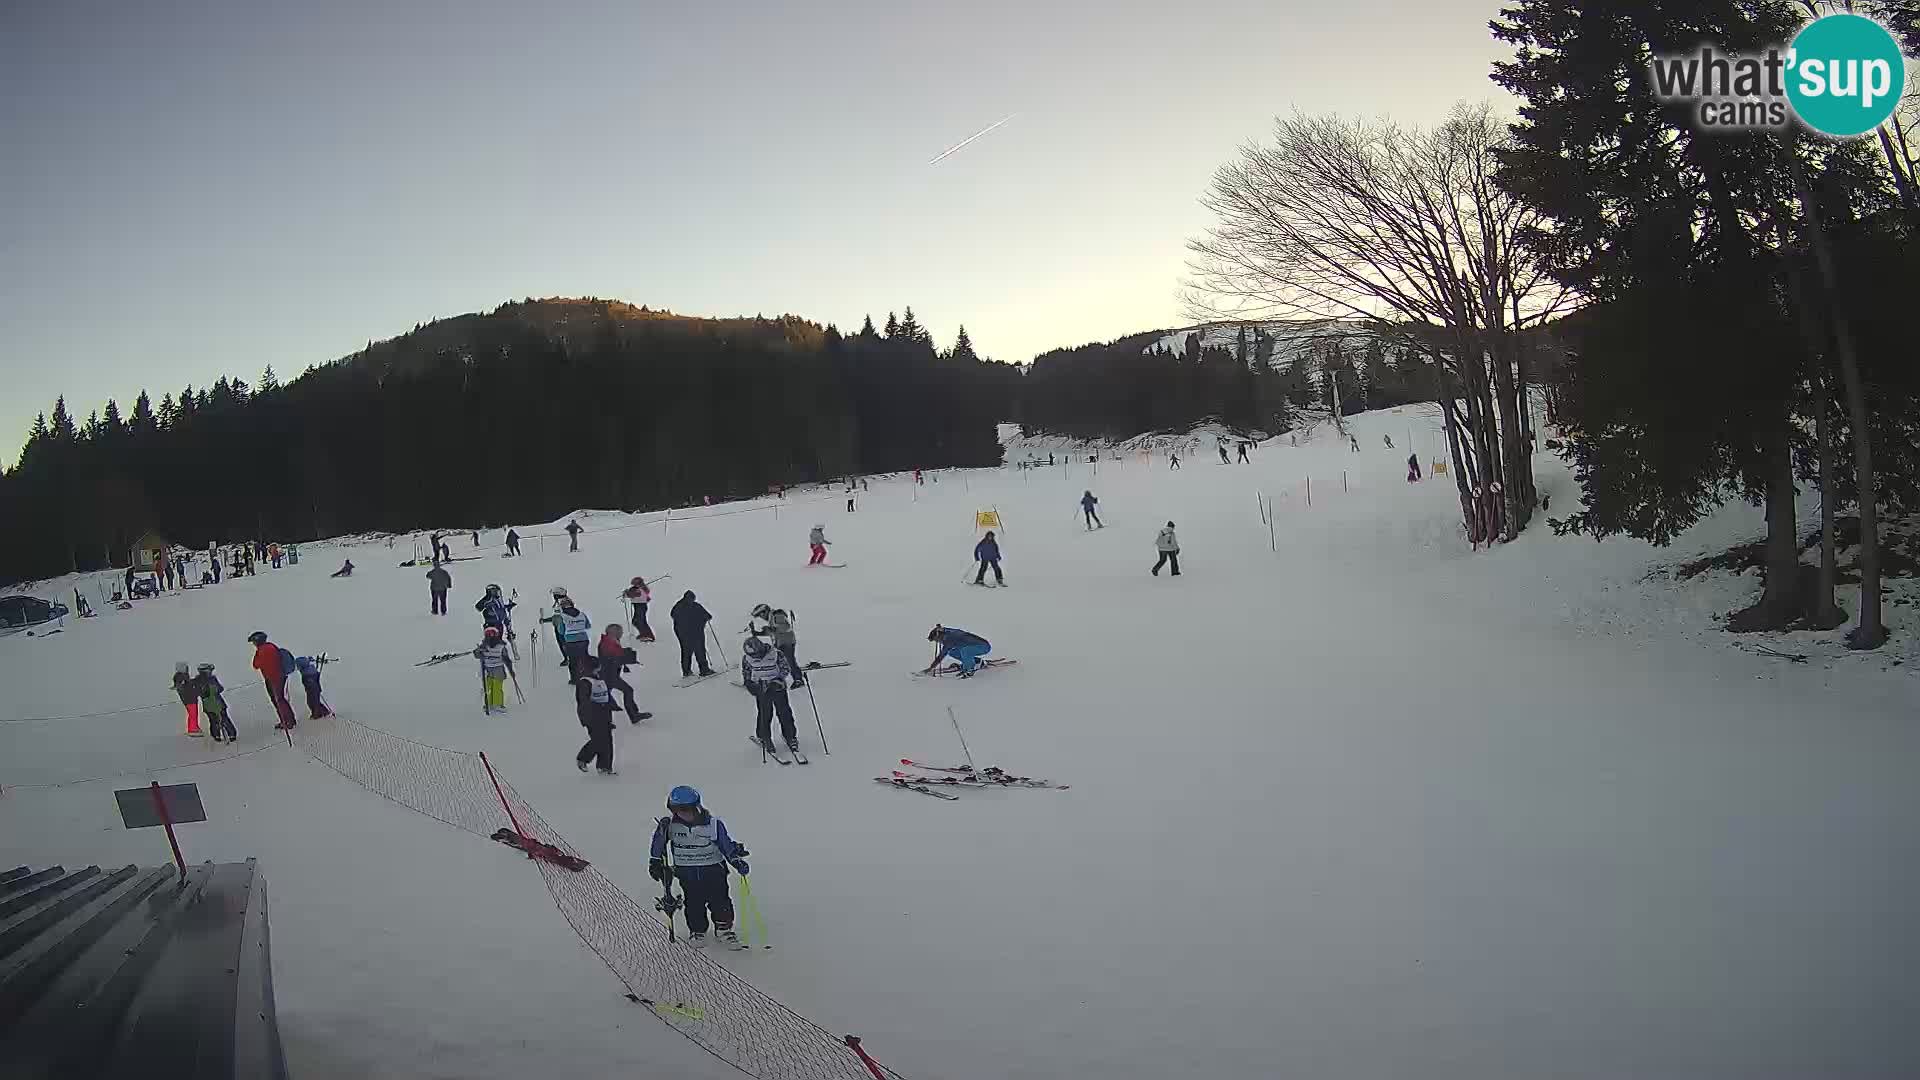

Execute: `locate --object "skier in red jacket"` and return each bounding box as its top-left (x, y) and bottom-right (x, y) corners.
top-left (249, 631), bottom-right (299, 729)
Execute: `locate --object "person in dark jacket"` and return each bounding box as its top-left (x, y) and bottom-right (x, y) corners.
top-left (504, 529), bottom-right (521, 557)
top-left (924, 624), bottom-right (992, 676)
top-left (124, 565), bottom-right (137, 598)
top-left (1406, 451), bottom-right (1421, 483)
top-left (573, 654), bottom-right (617, 774)
top-left (1080, 490), bottom-right (1102, 530)
top-left (649, 787), bottom-right (749, 948)
top-left (596, 624), bottom-right (649, 724)
top-left (671, 591), bottom-right (716, 678)
top-left (294, 655), bottom-right (333, 719)
top-left (427, 565), bottom-right (452, 615)
top-left (565, 519), bottom-right (583, 552)
top-left (330, 559), bottom-right (354, 578)
top-left (972, 530), bottom-right (1004, 586)
top-left (172, 661), bottom-right (203, 736)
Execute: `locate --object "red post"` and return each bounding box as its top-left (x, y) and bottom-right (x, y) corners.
top-left (149, 781), bottom-right (186, 879)
top-left (844, 1035), bottom-right (889, 1080)
top-left (479, 752), bottom-right (531, 849)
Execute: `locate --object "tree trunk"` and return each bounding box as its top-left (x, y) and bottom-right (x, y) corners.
top-left (1728, 416), bottom-right (1802, 632)
top-left (1811, 384), bottom-right (1845, 629)
top-left (1795, 161), bottom-right (1887, 649)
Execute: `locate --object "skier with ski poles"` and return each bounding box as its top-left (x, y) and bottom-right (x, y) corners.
top-left (749, 603), bottom-right (806, 686)
top-left (972, 530), bottom-right (1004, 586)
top-left (1080, 490), bottom-right (1102, 530)
top-left (621, 577), bottom-right (655, 641)
top-left (473, 626), bottom-right (518, 714)
top-left (548, 594), bottom-right (594, 681)
top-left (672, 591), bottom-right (717, 678)
top-left (649, 786), bottom-right (750, 948)
top-left (807, 524), bottom-right (830, 566)
top-left (924, 624), bottom-right (992, 677)
top-left (596, 623), bottom-right (651, 724)
top-left (476, 584), bottom-right (516, 644)
top-left (504, 528), bottom-right (522, 557)
top-left (294, 654), bottom-right (333, 719)
top-left (742, 635), bottom-right (802, 759)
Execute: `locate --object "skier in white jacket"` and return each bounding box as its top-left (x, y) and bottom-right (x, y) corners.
top-left (1152, 522), bottom-right (1181, 577)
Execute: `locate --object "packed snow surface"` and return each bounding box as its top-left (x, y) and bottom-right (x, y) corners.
top-left (4, 405), bottom-right (1915, 1079)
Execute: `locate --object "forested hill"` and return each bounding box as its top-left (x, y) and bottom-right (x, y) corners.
top-left (0, 298), bottom-right (1018, 582)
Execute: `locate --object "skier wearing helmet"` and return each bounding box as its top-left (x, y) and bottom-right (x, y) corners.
top-left (749, 603), bottom-right (805, 686)
top-left (621, 577), bottom-right (655, 641)
top-left (741, 635), bottom-right (801, 756)
top-left (473, 625), bottom-right (516, 714)
top-left (924, 624), bottom-right (991, 677)
top-left (650, 786), bottom-right (750, 949)
top-left (807, 524), bottom-right (830, 566)
top-left (475, 584), bottom-right (515, 636)
top-left (547, 594), bottom-right (593, 680)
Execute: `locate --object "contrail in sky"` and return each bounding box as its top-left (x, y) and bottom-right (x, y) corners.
top-left (928, 114), bottom-right (1017, 165)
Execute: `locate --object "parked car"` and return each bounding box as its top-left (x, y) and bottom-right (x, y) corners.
top-left (0, 594), bottom-right (69, 631)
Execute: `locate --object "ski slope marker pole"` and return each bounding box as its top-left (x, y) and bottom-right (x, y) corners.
top-left (479, 751), bottom-right (530, 851)
top-left (947, 705), bottom-right (977, 772)
top-left (804, 679), bottom-right (830, 754)
top-left (845, 1035), bottom-right (890, 1080)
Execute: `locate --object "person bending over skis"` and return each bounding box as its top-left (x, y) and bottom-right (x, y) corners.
top-left (924, 624), bottom-right (991, 677)
top-left (649, 786), bottom-right (749, 948)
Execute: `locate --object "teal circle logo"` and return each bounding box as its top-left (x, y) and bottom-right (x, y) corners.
top-left (1786, 14), bottom-right (1907, 137)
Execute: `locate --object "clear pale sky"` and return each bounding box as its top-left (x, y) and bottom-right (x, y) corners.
top-left (1, 0), bottom-right (1514, 462)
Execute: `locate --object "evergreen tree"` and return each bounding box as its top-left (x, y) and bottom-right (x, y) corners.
top-left (50, 397), bottom-right (75, 442)
top-left (951, 325), bottom-right (978, 363)
top-left (259, 365), bottom-right (280, 393)
top-left (858, 314), bottom-right (878, 338)
top-left (102, 399), bottom-right (124, 439)
top-left (131, 391), bottom-right (156, 436)
top-left (883, 312), bottom-right (900, 339)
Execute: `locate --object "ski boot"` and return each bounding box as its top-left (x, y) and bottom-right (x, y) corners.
top-left (688, 932), bottom-right (707, 948)
top-left (716, 927), bottom-right (743, 950)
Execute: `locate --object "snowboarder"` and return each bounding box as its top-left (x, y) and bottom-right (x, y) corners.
top-left (972, 530), bottom-right (1004, 586)
top-left (807, 524), bottom-right (830, 566)
top-left (1080, 490), bottom-right (1102, 530)
top-left (476, 583), bottom-right (515, 637)
top-left (565, 519), bottom-right (583, 552)
top-left (573, 653), bottom-right (617, 774)
top-left (294, 655), bottom-right (332, 719)
top-left (248, 631), bottom-right (300, 730)
top-left (597, 624), bottom-right (648, 724)
top-left (1406, 452), bottom-right (1421, 483)
top-left (671, 591), bottom-right (716, 678)
top-left (741, 636), bottom-right (800, 756)
top-left (749, 604), bottom-right (805, 685)
top-left (622, 577), bottom-right (655, 641)
top-left (330, 559), bottom-right (354, 578)
top-left (1237, 441), bottom-right (1250, 463)
top-left (649, 787), bottom-right (750, 948)
top-left (1152, 521), bottom-right (1181, 577)
top-left (924, 624), bottom-right (992, 677)
top-left (193, 663), bottom-right (237, 743)
top-left (172, 661), bottom-right (203, 737)
top-left (504, 529), bottom-right (522, 557)
top-left (427, 564), bottom-right (452, 615)
top-left (473, 626), bottom-right (516, 714)
top-left (548, 595), bottom-right (594, 679)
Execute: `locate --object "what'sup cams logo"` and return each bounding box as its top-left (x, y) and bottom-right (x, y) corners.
top-left (1649, 12), bottom-right (1910, 137)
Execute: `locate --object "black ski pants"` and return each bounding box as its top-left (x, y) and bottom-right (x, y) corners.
top-left (1083, 508), bottom-right (1101, 528)
top-left (1152, 551), bottom-right (1181, 576)
top-left (753, 684), bottom-right (797, 746)
top-left (576, 716), bottom-right (614, 772)
top-left (678, 632), bottom-right (712, 677)
top-left (974, 558), bottom-right (1004, 585)
top-left (675, 864), bottom-right (733, 934)
top-left (604, 669), bottom-right (642, 723)
top-left (431, 589), bottom-right (447, 615)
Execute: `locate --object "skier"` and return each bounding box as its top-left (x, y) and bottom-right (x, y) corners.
top-left (1152, 521), bottom-right (1181, 577)
top-left (429, 532), bottom-right (446, 565)
top-left (269, 544), bottom-right (282, 569)
top-left (548, 594), bottom-right (594, 679)
top-left (1169, 451), bottom-right (1181, 470)
top-left (1383, 434), bottom-right (1395, 449)
top-left (924, 624), bottom-right (992, 677)
top-left (211, 552), bottom-right (222, 583)
top-left (248, 631), bottom-right (300, 729)
top-left (330, 559), bottom-right (354, 578)
top-left (1080, 490), bottom-right (1102, 530)
top-left (476, 583), bottom-right (515, 637)
top-left (807, 524), bottom-right (830, 566)
top-left (671, 591), bottom-right (717, 678)
top-left (742, 635), bottom-right (800, 757)
top-left (749, 604), bottom-right (805, 685)
top-left (74, 589), bottom-right (93, 618)
top-left (1237, 441), bottom-right (1250, 463)
top-left (505, 528), bottom-right (522, 557)
top-left (471, 530), bottom-right (479, 547)
top-left (1349, 433), bottom-right (1360, 453)
top-left (427, 564), bottom-right (452, 615)
top-left (596, 624), bottom-right (648, 724)
top-left (565, 518), bottom-right (583, 552)
top-left (473, 626), bottom-right (516, 714)
top-left (172, 661), bottom-right (203, 737)
top-left (913, 468), bottom-right (923, 485)
top-left (159, 552), bottom-right (174, 591)
top-left (972, 530), bottom-right (1004, 586)
top-left (193, 663), bottom-right (237, 743)
top-left (1406, 451), bottom-right (1421, 483)
top-left (1217, 439), bottom-right (1230, 465)
top-left (572, 653), bottom-right (617, 774)
top-left (621, 577), bottom-right (655, 641)
top-left (649, 786), bottom-right (750, 948)
top-left (294, 655), bottom-right (333, 719)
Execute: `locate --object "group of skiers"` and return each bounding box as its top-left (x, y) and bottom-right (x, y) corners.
top-left (168, 629), bottom-right (328, 740)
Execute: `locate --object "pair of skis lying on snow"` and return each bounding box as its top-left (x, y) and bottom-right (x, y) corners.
top-left (875, 759), bottom-right (1069, 798)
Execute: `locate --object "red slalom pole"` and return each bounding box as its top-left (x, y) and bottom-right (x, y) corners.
top-left (480, 751), bottom-right (531, 849)
top-left (149, 781), bottom-right (187, 880)
top-left (844, 1035), bottom-right (889, 1080)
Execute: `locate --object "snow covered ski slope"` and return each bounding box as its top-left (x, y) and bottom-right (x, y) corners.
top-left (3, 404), bottom-right (1916, 1079)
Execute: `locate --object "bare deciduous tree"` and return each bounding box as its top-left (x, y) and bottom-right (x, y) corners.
top-left (1185, 103), bottom-right (1572, 543)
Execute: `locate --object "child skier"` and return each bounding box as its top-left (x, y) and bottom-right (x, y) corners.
top-left (924, 624), bottom-right (992, 677)
top-left (548, 594), bottom-right (594, 679)
top-left (807, 524), bottom-right (830, 566)
top-left (596, 624), bottom-right (649, 724)
top-left (294, 655), bottom-right (333, 719)
top-left (649, 786), bottom-right (750, 948)
top-left (193, 663), bottom-right (238, 743)
top-left (1080, 490), bottom-right (1102, 530)
top-left (750, 603), bottom-right (805, 686)
top-left (473, 626), bottom-right (516, 714)
top-left (972, 531), bottom-right (1004, 586)
top-left (476, 583), bottom-right (515, 636)
top-left (621, 577), bottom-right (655, 641)
top-left (573, 653), bottom-right (617, 774)
top-left (741, 636), bottom-right (800, 757)
top-left (172, 661), bottom-right (203, 737)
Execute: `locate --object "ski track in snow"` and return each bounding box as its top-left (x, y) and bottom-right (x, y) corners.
top-left (3, 405), bottom-right (1916, 1080)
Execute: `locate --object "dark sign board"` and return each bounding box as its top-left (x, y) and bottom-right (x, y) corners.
top-left (114, 782), bottom-right (207, 829)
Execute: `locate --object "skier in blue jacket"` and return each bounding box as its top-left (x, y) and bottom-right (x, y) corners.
top-left (924, 624), bottom-right (992, 677)
top-left (972, 530), bottom-right (1004, 586)
top-left (649, 786), bottom-right (750, 948)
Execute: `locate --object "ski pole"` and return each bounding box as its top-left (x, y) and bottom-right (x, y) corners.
top-left (804, 678), bottom-right (830, 755)
top-left (510, 670), bottom-right (526, 704)
top-left (737, 875), bottom-right (770, 949)
top-left (947, 705), bottom-right (977, 772)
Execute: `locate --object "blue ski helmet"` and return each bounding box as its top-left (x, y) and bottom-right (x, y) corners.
top-left (667, 785), bottom-right (701, 809)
